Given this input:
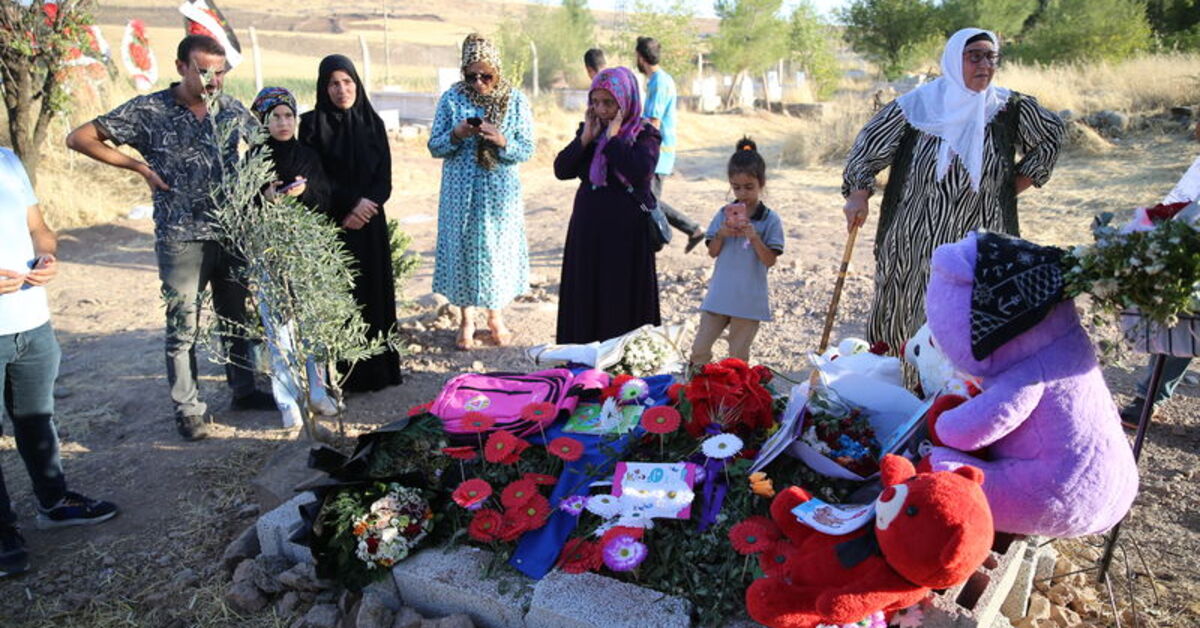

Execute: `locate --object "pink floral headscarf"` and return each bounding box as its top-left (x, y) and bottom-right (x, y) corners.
top-left (589, 66), bottom-right (643, 188)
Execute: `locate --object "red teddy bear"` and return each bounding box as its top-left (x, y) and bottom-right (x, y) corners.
top-left (740, 455), bottom-right (994, 628)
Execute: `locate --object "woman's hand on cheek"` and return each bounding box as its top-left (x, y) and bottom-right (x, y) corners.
top-left (581, 109), bottom-right (599, 145)
top-left (607, 108), bottom-right (623, 138)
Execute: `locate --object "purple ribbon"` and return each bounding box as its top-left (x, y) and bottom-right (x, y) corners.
top-left (696, 425), bottom-right (730, 532)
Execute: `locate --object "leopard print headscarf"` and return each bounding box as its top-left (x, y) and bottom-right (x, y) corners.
top-left (457, 33), bottom-right (513, 170)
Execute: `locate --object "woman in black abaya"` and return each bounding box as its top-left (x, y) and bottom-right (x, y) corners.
top-left (300, 55), bottom-right (401, 392)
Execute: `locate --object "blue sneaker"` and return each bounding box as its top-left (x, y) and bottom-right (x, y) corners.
top-left (0, 524), bottom-right (29, 578)
top-left (35, 491), bottom-right (118, 529)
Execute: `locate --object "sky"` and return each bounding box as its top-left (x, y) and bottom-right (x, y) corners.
top-left (528, 0), bottom-right (849, 20)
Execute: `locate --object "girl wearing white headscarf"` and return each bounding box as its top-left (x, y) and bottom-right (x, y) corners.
top-left (841, 28), bottom-right (1064, 355)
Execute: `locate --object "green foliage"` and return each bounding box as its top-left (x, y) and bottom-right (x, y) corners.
top-left (0, 0), bottom-right (97, 182)
top-left (363, 415), bottom-right (452, 480)
top-left (497, 1), bottom-right (596, 91)
top-left (1063, 211), bottom-right (1200, 329)
top-left (610, 0), bottom-right (701, 82)
top-left (1161, 23), bottom-right (1200, 50)
top-left (839, 0), bottom-right (945, 79)
top-left (710, 0), bottom-right (789, 77)
top-left (386, 219), bottom-right (420, 305)
top-left (200, 86), bottom-right (395, 437)
top-left (1008, 0), bottom-right (1152, 64)
top-left (939, 0), bottom-right (1039, 39)
top-left (1146, 0), bottom-right (1200, 40)
top-left (787, 1), bottom-right (841, 101)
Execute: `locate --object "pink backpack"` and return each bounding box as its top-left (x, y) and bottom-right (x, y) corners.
top-left (431, 369), bottom-right (582, 438)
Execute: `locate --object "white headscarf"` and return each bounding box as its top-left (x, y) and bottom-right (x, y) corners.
top-left (897, 28), bottom-right (1011, 192)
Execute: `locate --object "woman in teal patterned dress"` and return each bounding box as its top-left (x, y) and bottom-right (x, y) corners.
top-left (429, 33), bottom-right (535, 350)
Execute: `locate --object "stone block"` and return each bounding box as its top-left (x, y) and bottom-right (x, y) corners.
top-left (293, 603), bottom-right (340, 628)
top-left (1033, 545), bottom-right (1057, 584)
top-left (392, 607), bottom-right (424, 628)
top-left (1001, 539), bottom-right (1046, 621)
top-left (365, 578), bottom-right (403, 611)
top-left (524, 571), bottom-right (691, 628)
top-left (225, 580), bottom-right (269, 613)
top-left (257, 490), bottom-right (317, 562)
top-left (252, 441), bottom-right (325, 511)
top-left (391, 546), bottom-right (533, 628)
top-left (923, 533), bottom-right (1029, 627)
top-left (222, 521), bottom-right (262, 575)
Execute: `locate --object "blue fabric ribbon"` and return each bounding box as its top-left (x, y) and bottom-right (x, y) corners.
top-left (508, 373), bottom-right (674, 579)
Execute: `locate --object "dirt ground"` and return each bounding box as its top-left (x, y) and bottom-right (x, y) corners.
top-left (1, 109), bottom-right (1197, 626)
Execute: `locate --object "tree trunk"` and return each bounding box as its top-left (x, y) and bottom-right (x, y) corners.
top-left (5, 65), bottom-right (39, 185)
top-left (724, 68), bottom-right (746, 110)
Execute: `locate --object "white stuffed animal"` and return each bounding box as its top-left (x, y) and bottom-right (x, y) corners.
top-left (902, 323), bottom-right (980, 399)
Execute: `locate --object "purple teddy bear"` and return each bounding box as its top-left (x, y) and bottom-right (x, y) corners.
top-left (924, 232), bottom-right (1138, 537)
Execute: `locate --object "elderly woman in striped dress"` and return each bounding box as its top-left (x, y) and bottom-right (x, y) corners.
top-left (842, 28), bottom-right (1065, 355)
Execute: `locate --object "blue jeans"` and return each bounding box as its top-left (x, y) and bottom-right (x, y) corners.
top-left (0, 322), bottom-right (66, 524)
top-left (1136, 355), bottom-right (1194, 405)
top-left (156, 240), bottom-right (256, 418)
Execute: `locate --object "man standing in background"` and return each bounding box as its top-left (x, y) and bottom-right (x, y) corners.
top-left (636, 36), bottom-right (705, 253)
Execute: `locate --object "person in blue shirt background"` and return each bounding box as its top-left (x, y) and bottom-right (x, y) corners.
top-left (636, 37), bottom-right (706, 253)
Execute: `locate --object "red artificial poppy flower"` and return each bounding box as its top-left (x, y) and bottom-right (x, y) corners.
top-left (602, 374), bottom-right (635, 401)
top-left (548, 436), bottom-right (584, 462)
top-left (452, 478), bottom-right (492, 509)
top-left (739, 515), bottom-right (780, 540)
top-left (498, 510), bottom-right (529, 542)
top-left (408, 401), bottom-right (432, 417)
top-left (758, 540), bottom-right (801, 578)
top-left (462, 412), bottom-right (497, 433)
top-left (441, 446), bottom-right (477, 461)
top-left (468, 509), bottom-right (503, 542)
top-left (485, 430), bottom-right (530, 464)
top-left (751, 365), bottom-right (773, 385)
top-left (500, 479), bottom-right (538, 509)
top-left (640, 406), bottom-right (682, 434)
top-left (667, 383), bottom-right (685, 404)
top-left (557, 537), bottom-right (602, 574)
top-left (599, 525), bottom-right (644, 547)
top-left (523, 473), bottom-right (558, 486)
top-left (728, 518), bottom-right (775, 555)
top-left (684, 358), bottom-right (775, 437)
top-left (520, 402), bottom-right (558, 425)
top-left (509, 494), bottom-right (551, 531)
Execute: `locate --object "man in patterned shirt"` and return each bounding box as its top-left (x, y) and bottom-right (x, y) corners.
top-left (67, 35), bottom-right (274, 441)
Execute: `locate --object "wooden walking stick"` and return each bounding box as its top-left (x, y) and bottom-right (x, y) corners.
top-left (818, 224), bottom-right (861, 354)
top-left (808, 224), bottom-right (860, 388)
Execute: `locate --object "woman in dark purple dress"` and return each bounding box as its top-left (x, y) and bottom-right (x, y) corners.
top-left (554, 66), bottom-right (662, 343)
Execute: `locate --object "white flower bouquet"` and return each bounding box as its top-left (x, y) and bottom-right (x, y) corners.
top-left (351, 484), bottom-right (433, 569)
top-left (1065, 201), bottom-right (1200, 328)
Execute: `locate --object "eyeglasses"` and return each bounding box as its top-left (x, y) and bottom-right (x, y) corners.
top-left (465, 72), bottom-right (495, 84)
top-left (963, 50), bottom-right (1002, 66)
